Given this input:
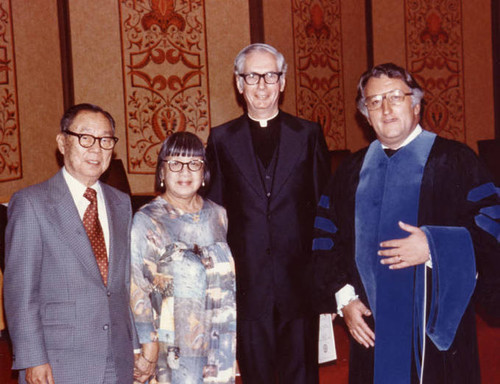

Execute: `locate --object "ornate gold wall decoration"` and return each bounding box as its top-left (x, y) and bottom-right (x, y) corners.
top-left (291, 0), bottom-right (346, 150)
top-left (119, 0), bottom-right (210, 174)
top-left (0, 0), bottom-right (21, 182)
top-left (405, 0), bottom-right (465, 141)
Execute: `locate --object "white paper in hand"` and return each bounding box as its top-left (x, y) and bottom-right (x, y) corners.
top-left (318, 314), bottom-right (337, 364)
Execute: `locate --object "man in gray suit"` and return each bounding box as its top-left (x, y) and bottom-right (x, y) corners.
top-left (4, 104), bottom-right (136, 384)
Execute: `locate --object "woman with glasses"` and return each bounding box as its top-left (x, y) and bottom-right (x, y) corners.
top-left (130, 132), bottom-right (236, 384)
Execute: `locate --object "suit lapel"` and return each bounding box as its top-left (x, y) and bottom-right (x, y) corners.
top-left (272, 113), bottom-right (306, 198)
top-left (224, 116), bottom-right (266, 197)
top-left (101, 184), bottom-right (129, 288)
top-left (45, 171), bottom-right (105, 286)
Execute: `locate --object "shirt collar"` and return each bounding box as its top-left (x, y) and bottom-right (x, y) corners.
top-left (381, 124), bottom-right (423, 150)
top-left (62, 167), bottom-right (102, 201)
top-left (247, 110), bottom-right (280, 127)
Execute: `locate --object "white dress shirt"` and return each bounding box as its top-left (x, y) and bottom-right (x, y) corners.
top-left (62, 167), bottom-right (110, 258)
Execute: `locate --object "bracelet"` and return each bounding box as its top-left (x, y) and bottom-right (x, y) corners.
top-left (141, 353), bottom-right (157, 364)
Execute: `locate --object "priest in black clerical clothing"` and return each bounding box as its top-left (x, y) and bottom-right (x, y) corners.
top-left (206, 43), bottom-right (330, 383)
top-left (311, 63), bottom-right (500, 384)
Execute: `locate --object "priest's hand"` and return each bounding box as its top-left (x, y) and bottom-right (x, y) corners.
top-left (378, 221), bottom-right (430, 270)
top-left (343, 299), bottom-right (374, 348)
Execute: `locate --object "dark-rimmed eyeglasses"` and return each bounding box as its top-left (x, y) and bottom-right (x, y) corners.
top-left (163, 159), bottom-right (204, 172)
top-left (364, 89), bottom-right (413, 111)
top-left (65, 130), bottom-right (118, 150)
top-left (239, 72), bottom-right (283, 85)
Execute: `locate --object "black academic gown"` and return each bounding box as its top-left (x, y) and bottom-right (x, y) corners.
top-left (311, 135), bottom-right (500, 384)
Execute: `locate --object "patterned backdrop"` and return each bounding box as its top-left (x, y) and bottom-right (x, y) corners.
top-left (405, 0), bottom-right (465, 141)
top-left (0, 0), bottom-right (21, 182)
top-left (291, 0), bottom-right (346, 150)
top-left (119, 0), bottom-right (210, 174)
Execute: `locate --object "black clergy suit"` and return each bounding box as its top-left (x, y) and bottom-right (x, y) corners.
top-left (206, 111), bottom-right (330, 383)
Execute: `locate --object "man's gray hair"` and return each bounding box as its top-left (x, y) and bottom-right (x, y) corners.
top-left (234, 43), bottom-right (288, 89)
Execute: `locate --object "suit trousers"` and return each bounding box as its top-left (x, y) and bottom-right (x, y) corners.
top-left (237, 306), bottom-right (319, 384)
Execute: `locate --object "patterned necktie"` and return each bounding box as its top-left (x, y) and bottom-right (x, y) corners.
top-left (83, 187), bottom-right (108, 285)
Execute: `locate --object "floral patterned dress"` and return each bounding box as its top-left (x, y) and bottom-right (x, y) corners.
top-left (131, 197), bottom-right (236, 384)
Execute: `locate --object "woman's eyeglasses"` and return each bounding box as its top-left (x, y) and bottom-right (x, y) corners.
top-left (163, 159), bottom-right (204, 172)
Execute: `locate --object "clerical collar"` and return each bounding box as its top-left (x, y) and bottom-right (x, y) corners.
top-left (381, 125), bottom-right (423, 150)
top-left (247, 110), bottom-right (280, 127)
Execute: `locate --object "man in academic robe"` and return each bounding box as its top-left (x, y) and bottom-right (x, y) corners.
top-left (206, 43), bottom-right (330, 383)
top-left (310, 63), bottom-right (500, 383)
top-left (4, 104), bottom-right (137, 384)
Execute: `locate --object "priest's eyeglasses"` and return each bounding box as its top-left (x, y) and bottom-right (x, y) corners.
top-left (164, 159), bottom-right (204, 172)
top-left (364, 89), bottom-right (413, 111)
top-left (239, 72), bottom-right (283, 85)
top-left (65, 130), bottom-right (118, 150)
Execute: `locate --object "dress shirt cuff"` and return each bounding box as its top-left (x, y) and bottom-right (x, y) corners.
top-left (425, 251), bottom-right (433, 268)
top-left (335, 284), bottom-right (358, 317)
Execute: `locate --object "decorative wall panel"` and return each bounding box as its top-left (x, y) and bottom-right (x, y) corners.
top-left (291, 0), bottom-right (346, 150)
top-left (119, 0), bottom-right (210, 174)
top-left (405, 0), bottom-right (465, 141)
top-left (0, 0), bottom-right (21, 182)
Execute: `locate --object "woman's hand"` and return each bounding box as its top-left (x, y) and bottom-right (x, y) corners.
top-left (133, 341), bottom-right (159, 383)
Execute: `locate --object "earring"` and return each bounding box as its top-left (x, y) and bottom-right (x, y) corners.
top-left (160, 179), bottom-right (164, 188)
top-left (202, 180), bottom-right (205, 187)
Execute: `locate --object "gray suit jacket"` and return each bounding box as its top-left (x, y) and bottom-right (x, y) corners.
top-left (4, 170), bottom-right (136, 383)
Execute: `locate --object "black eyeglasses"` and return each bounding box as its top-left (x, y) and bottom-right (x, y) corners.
top-left (239, 72), bottom-right (283, 85)
top-left (163, 159), bottom-right (204, 172)
top-left (65, 130), bottom-right (118, 150)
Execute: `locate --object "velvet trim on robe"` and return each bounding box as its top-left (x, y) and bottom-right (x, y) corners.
top-left (354, 131), bottom-right (479, 383)
top-left (309, 134), bottom-right (500, 384)
top-left (413, 227), bottom-right (476, 380)
top-left (355, 131), bottom-right (433, 384)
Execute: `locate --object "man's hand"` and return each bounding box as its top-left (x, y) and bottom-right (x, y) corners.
top-left (379, 221), bottom-right (430, 270)
top-left (343, 299), bottom-right (374, 348)
top-left (25, 363), bottom-right (55, 384)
